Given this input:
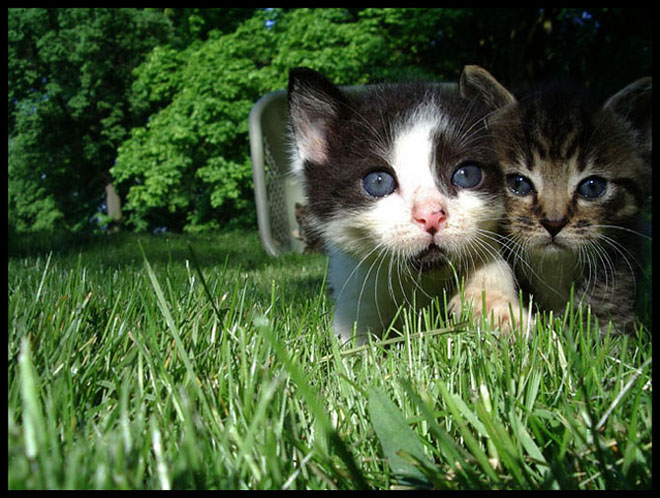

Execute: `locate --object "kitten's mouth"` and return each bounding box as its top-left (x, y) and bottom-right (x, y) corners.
top-left (540, 238), bottom-right (569, 251)
top-left (411, 244), bottom-right (448, 271)
top-left (530, 239), bottom-right (574, 259)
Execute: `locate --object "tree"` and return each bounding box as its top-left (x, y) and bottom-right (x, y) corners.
top-left (111, 7), bottom-right (651, 233)
top-left (10, 8), bottom-right (650, 234)
top-left (8, 8), bottom-right (172, 232)
top-left (112, 8), bottom-right (401, 232)
top-left (161, 8), bottom-right (257, 49)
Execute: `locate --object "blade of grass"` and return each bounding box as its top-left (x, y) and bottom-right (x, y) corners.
top-left (367, 388), bottom-right (432, 488)
top-left (187, 242), bottom-right (226, 323)
top-left (139, 241), bottom-right (200, 384)
top-left (34, 251), bottom-right (53, 303)
top-left (256, 314), bottom-right (369, 490)
top-left (317, 322), bottom-right (469, 364)
top-left (151, 419), bottom-right (171, 490)
top-left (475, 399), bottom-right (528, 487)
top-left (436, 379), bottom-right (501, 484)
top-left (234, 374), bottom-right (286, 478)
top-left (400, 380), bottom-right (482, 487)
top-left (18, 338), bottom-right (47, 460)
top-left (138, 240), bottom-right (223, 436)
top-left (18, 337), bottom-right (55, 488)
top-left (594, 356), bottom-right (652, 432)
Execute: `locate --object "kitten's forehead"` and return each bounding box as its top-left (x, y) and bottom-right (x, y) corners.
top-left (518, 149), bottom-right (582, 182)
top-left (391, 108), bottom-right (449, 195)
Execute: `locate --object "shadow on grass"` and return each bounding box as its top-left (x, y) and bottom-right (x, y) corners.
top-left (7, 228), bottom-right (321, 273)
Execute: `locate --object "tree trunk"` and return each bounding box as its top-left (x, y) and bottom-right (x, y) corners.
top-left (105, 181), bottom-right (122, 232)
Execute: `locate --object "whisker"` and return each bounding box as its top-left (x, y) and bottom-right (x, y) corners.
top-left (333, 242), bottom-right (383, 304)
top-left (592, 224), bottom-right (652, 240)
top-left (355, 245), bottom-right (389, 326)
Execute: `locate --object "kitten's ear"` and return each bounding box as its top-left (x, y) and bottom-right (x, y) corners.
top-left (603, 77), bottom-right (652, 151)
top-left (288, 67), bottom-right (347, 167)
top-left (459, 65), bottom-right (516, 110)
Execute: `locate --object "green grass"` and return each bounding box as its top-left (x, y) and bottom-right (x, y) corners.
top-left (8, 230), bottom-right (652, 489)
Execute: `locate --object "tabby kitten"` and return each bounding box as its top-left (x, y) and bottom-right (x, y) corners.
top-left (460, 65), bottom-right (652, 334)
top-left (288, 67), bottom-right (525, 344)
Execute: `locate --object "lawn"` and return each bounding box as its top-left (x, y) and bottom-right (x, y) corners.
top-left (8, 230), bottom-right (652, 489)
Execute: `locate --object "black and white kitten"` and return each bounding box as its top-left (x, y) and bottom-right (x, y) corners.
top-left (287, 67), bottom-right (525, 343)
top-left (461, 65), bottom-right (652, 334)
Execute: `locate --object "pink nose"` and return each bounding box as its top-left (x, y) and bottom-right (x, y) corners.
top-left (414, 205), bottom-right (447, 235)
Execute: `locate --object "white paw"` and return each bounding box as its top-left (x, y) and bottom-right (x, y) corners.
top-left (450, 291), bottom-right (532, 336)
top-left (483, 294), bottom-right (531, 336)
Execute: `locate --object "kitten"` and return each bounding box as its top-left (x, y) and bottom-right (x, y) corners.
top-left (460, 65), bottom-right (652, 334)
top-left (287, 67), bottom-right (525, 344)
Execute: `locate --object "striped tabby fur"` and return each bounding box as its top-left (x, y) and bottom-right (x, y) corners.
top-left (460, 65), bottom-right (652, 334)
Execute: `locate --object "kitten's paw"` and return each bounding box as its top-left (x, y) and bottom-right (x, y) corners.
top-left (449, 292), bottom-right (532, 337)
top-left (483, 296), bottom-right (531, 337)
top-left (447, 293), bottom-right (465, 319)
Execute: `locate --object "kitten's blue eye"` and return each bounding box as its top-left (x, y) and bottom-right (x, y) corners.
top-left (363, 171), bottom-right (396, 197)
top-left (506, 174), bottom-right (534, 196)
top-left (577, 176), bottom-right (607, 199)
top-left (451, 164), bottom-right (483, 189)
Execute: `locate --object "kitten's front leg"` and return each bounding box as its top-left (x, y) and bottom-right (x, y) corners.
top-left (449, 258), bottom-right (531, 336)
top-left (327, 250), bottom-right (394, 345)
top-left (574, 268), bottom-right (638, 336)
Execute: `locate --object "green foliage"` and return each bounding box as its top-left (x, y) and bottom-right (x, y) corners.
top-left (8, 113), bottom-right (66, 233)
top-left (161, 8), bottom-right (257, 49)
top-left (9, 8), bottom-right (651, 233)
top-left (112, 8), bottom-right (402, 232)
top-left (8, 8), bottom-right (172, 232)
top-left (368, 388), bottom-right (433, 487)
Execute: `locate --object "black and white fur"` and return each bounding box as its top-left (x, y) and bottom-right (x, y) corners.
top-left (288, 67), bottom-right (525, 343)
